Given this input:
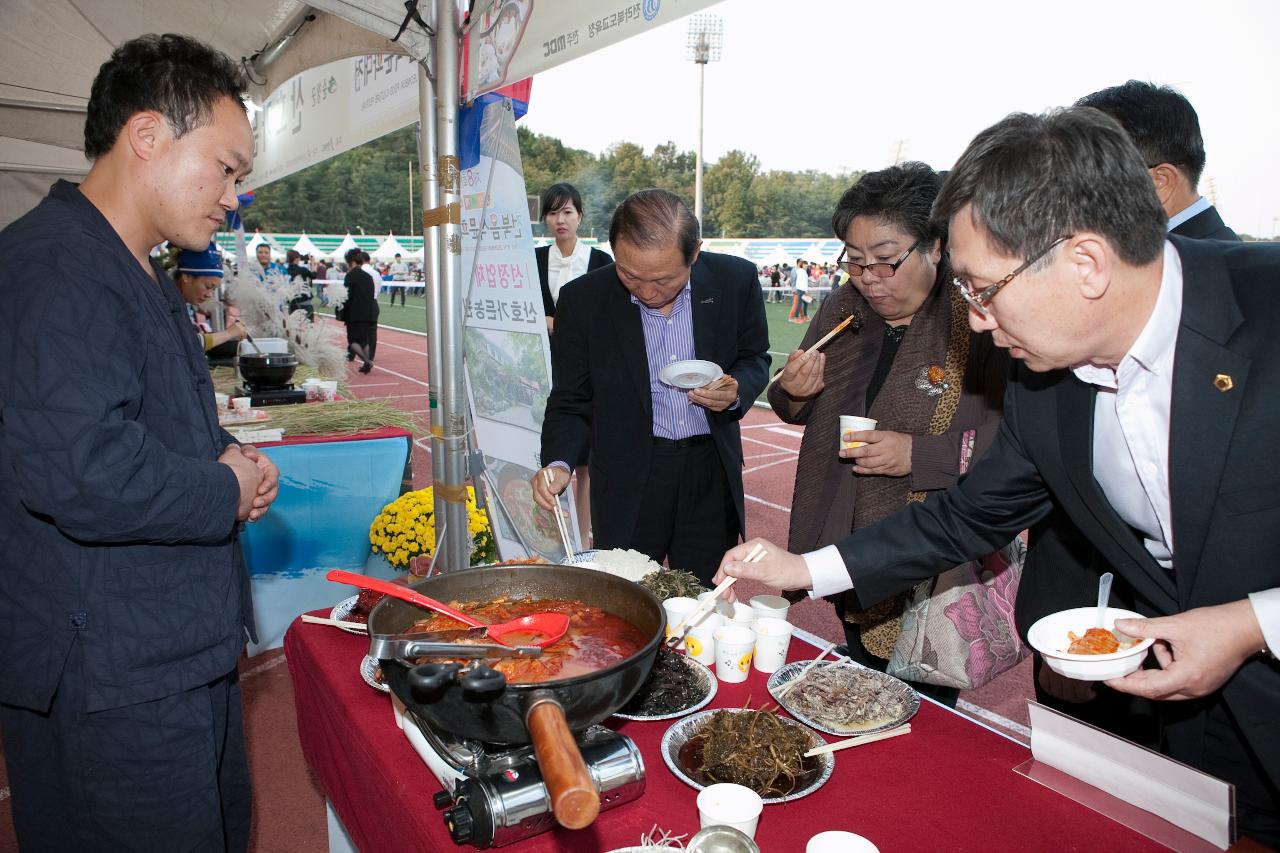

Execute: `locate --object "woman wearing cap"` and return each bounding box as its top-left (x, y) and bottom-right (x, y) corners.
top-left (173, 244), bottom-right (247, 358)
top-left (342, 247), bottom-right (378, 374)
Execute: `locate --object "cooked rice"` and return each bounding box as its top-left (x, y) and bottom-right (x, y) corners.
top-left (582, 548), bottom-right (662, 582)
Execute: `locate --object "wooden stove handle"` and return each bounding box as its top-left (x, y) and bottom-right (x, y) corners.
top-left (525, 697), bottom-right (599, 830)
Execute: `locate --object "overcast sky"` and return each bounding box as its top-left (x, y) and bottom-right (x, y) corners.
top-left (518, 0), bottom-right (1280, 237)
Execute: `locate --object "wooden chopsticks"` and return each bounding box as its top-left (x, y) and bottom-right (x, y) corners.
top-left (542, 468), bottom-right (576, 560)
top-left (764, 313), bottom-right (858, 390)
top-left (665, 542), bottom-right (766, 648)
top-left (300, 614), bottom-right (367, 632)
top-left (804, 724), bottom-right (912, 757)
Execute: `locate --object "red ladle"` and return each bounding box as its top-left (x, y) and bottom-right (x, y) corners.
top-left (326, 570), bottom-right (570, 648)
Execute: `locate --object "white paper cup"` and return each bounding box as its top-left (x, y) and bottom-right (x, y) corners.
top-left (684, 622), bottom-right (717, 666)
top-left (214, 392), bottom-right (229, 411)
top-left (749, 594), bottom-right (790, 622)
top-left (697, 783), bottom-right (763, 839)
top-left (318, 380), bottom-right (338, 402)
top-left (727, 601), bottom-right (756, 627)
top-left (231, 396), bottom-right (251, 414)
top-left (662, 597), bottom-right (699, 649)
top-left (807, 831), bottom-right (879, 853)
top-left (302, 378), bottom-right (322, 402)
top-left (714, 625), bottom-right (755, 683)
top-left (752, 617), bottom-right (794, 674)
top-left (839, 415), bottom-right (878, 449)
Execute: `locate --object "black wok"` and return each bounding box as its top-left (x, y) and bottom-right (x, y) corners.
top-left (237, 351), bottom-right (297, 388)
top-left (368, 564), bottom-right (664, 830)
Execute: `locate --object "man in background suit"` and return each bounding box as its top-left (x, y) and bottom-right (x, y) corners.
top-left (1021, 81), bottom-right (1242, 729)
top-left (534, 188), bottom-right (770, 584)
top-left (716, 108), bottom-right (1280, 846)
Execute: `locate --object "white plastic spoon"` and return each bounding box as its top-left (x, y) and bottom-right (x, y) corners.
top-left (1095, 571), bottom-right (1114, 629)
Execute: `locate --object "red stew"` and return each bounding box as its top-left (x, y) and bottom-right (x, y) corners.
top-left (408, 597), bottom-right (648, 683)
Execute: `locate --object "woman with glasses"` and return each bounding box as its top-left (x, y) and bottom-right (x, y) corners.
top-left (767, 162), bottom-right (1010, 703)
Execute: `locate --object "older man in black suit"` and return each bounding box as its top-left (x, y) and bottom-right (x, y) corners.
top-left (715, 108), bottom-right (1280, 846)
top-left (533, 188), bottom-right (770, 584)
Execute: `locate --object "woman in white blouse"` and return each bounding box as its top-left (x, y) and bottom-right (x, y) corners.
top-left (535, 182), bottom-right (611, 545)
top-left (536, 182), bottom-right (612, 335)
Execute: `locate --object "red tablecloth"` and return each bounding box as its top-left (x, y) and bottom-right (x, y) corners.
top-left (284, 614), bottom-right (1167, 852)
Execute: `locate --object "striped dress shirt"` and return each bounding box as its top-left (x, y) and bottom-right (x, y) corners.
top-left (632, 282), bottom-right (710, 440)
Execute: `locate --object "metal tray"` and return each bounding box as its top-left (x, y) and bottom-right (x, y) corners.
top-left (660, 708), bottom-right (835, 804)
top-left (766, 660), bottom-right (918, 737)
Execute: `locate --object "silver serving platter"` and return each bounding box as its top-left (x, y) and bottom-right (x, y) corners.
top-left (612, 654), bottom-right (717, 721)
top-left (766, 661), bottom-right (918, 737)
top-left (330, 595), bottom-right (367, 635)
top-left (360, 654), bottom-right (389, 693)
top-left (660, 708), bottom-right (835, 804)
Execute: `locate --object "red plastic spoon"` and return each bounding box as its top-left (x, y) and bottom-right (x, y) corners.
top-left (325, 570), bottom-right (569, 648)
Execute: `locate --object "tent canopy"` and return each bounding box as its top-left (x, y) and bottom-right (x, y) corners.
top-left (292, 233), bottom-right (322, 257)
top-left (371, 232), bottom-right (409, 262)
top-left (333, 233), bottom-right (361, 260)
top-left (0, 0), bottom-right (433, 229)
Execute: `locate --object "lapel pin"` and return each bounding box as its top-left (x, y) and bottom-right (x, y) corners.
top-left (701, 297), bottom-right (715, 304)
top-left (1214, 373), bottom-right (1233, 392)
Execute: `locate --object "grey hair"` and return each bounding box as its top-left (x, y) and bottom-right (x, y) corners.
top-left (608, 188), bottom-right (701, 264)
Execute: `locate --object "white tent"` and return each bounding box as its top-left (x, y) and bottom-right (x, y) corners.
top-left (371, 232), bottom-right (409, 262)
top-left (292, 232), bottom-right (322, 257)
top-left (759, 247), bottom-right (796, 267)
top-left (801, 242), bottom-right (842, 264)
top-left (245, 230), bottom-right (280, 258)
top-left (0, 0), bottom-right (432, 230)
top-left (332, 233), bottom-right (361, 261)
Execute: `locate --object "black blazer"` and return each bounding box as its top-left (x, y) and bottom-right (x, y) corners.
top-left (1020, 215), bottom-right (1243, 644)
top-left (540, 250), bottom-right (771, 545)
top-left (536, 243), bottom-right (612, 318)
top-left (1172, 204), bottom-right (1238, 242)
top-left (837, 236), bottom-right (1280, 784)
top-left (342, 267), bottom-right (379, 324)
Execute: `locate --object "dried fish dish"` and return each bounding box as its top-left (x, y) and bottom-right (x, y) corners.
top-left (767, 660), bottom-right (919, 736)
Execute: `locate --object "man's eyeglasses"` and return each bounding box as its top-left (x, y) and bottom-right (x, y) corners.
top-left (953, 235), bottom-right (1072, 316)
top-left (836, 241), bottom-right (920, 278)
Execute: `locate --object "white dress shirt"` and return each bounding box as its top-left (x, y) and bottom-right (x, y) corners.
top-left (548, 239), bottom-right (592, 306)
top-left (1166, 196), bottom-right (1212, 232)
top-left (803, 242), bottom-right (1277, 653)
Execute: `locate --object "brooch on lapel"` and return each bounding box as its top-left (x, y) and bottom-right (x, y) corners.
top-left (915, 364), bottom-right (948, 397)
top-left (1214, 373), bottom-right (1233, 392)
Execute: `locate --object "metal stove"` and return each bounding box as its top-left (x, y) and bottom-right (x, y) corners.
top-left (232, 383), bottom-right (306, 406)
top-left (396, 702), bottom-right (645, 848)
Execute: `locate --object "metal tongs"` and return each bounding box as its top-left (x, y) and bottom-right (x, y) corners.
top-left (368, 627), bottom-right (544, 663)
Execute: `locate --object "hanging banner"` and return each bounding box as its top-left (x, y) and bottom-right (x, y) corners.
top-left (465, 0), bottom-right (722, 99)
top-left (246, 53), bottom-right (419, 190)
top-left (460, 98), bottom-right (580, 562)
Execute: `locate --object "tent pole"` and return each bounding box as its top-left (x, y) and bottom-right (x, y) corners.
top-left (418, 51), bottom-right (447, 568)
top-left (429, 0), bottom-right (470, 573)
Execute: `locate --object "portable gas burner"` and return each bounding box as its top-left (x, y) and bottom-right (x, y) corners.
top-left (399, 706), bottom-right (645, 849)
top-left (232, 383), bottom-right (306, 406)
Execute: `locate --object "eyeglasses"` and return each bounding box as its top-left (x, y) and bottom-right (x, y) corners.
top-left (836, 241), bottom-right (920, 278)
top-left (952, 235), bottom-right (1072, 316)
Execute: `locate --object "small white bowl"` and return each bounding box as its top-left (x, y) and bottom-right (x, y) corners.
top-left (1027, 606), bottom-right (1155, 681)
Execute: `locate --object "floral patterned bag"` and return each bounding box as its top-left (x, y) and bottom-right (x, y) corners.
top-left (886, 429), bottom-right (1029, 690)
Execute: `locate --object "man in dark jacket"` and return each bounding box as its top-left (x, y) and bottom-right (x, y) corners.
top-left (1021, 81), bottom-right (1243, 736)
top-left (0, 34), bottom-right (278, 852)
top-left (533, 189), bottom-right (770, 584)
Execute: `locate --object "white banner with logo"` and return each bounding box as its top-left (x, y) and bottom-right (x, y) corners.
top-left (460, 98), bottom-right (581, 562)
top-left (246, 53), bottom-right (419, 190)
top-left (466, 0), bottom-right (722, 99)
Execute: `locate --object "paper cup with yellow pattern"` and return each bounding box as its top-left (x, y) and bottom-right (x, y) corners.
top-left (714, 625), bottom-right (755, 683)
top-left (685, 621), bottom-right (718, 666)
